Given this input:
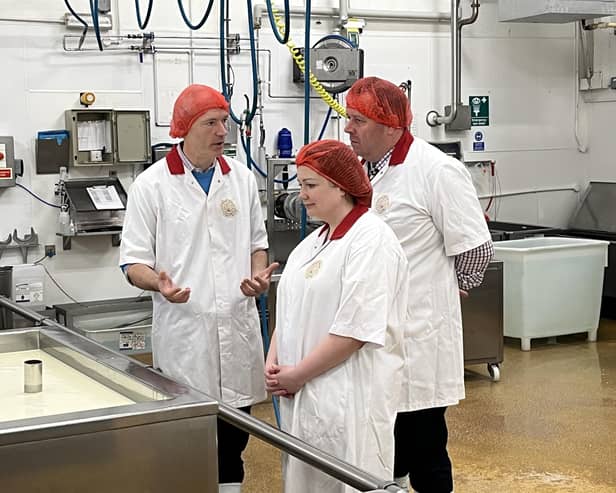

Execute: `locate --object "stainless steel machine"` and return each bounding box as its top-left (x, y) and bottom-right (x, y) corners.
top-left (56, 175), bottom-right (127, 250)
top-left (265, 156), bottom-right (319, 265)
top-left (0, 296), bottom-right (405, 493)
top-left (461, 260), bottom-right (504, 381)
top-left (558, 181), bottom-right (616, 318)
top-left (0, 299), bottom-right (218, 493)
top-left (54, 296), bottom-right (153, 365)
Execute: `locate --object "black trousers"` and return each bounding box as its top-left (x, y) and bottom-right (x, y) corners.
top-left (393, 407), bottom-right (453, 493)
top-left (217, 405), bottom-right (252, 484)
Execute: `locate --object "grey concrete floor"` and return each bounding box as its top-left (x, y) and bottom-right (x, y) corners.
top-left (243, 319), bottom-right (616, 492)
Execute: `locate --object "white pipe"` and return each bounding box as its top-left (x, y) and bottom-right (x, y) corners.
top-left (477, 186), bottom-right (579, 200)
top-left (309, 7), bottom-right (449, 22)
top-left (573, 24), bottom-right (588, 153)
top-left (252, 2), bottom-right (450, 24)
top-left (0, 17), bottom-right (64, 24)
top-left (339, 0), bottom-right (348, 25)
top-left (427, 0), bottom-right (459, 126)
top-left (112, 0), bottom-right (120, 36)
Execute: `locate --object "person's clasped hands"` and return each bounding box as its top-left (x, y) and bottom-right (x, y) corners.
top-left (265, 363), bottom-right (304, 398)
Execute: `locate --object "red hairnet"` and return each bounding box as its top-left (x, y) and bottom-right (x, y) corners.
top-left (346, 77), bottom-right (412, 129)
top-left (169, 84), bottom-right (230, 138)
top-left (296, 140), bottom-right (373, 207)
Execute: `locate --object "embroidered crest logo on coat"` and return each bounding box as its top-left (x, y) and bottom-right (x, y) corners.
top-left (375, 194), bottom-right (391, 214)
top-left (304, 260), bottom-right (322, 279)
top-left (221, 199), bottom-right (238, 217)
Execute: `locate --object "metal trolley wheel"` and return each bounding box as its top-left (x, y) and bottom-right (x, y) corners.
top-left (487, 363), bottom-right (500, 382)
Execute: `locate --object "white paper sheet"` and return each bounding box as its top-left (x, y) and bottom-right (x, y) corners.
top-left (87, 185), bottom-right (124, 210)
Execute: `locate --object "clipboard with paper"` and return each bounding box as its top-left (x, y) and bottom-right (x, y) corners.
top-left (87, 185), bottom-right (124, 210)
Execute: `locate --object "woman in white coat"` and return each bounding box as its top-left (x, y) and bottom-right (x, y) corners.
top-left (265, 140), bottom-right (410, 493)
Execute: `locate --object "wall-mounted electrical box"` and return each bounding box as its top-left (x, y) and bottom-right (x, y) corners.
top-left (465, 160), bottom-right (495, 197)
top-left (65, 109), bottom-right (151, 167)
top-left (498, 0), bottom-right (616, 23)
top-left (0, 136), bottom-right (16, 187)
top-left (429, 140), bottom-right (463, 161)
top-left (36, 130), bottom-right (70, 174)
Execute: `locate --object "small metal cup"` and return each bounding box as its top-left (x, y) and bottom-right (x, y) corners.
top-left (24, 359), bottom-right (43, 393)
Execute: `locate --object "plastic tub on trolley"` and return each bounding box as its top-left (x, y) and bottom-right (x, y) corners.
top-left (493, 237), bottom-right (608, 351)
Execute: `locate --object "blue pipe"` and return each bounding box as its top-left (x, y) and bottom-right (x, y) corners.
top-left (259, 294), bottom-right (281, 427)
top-left (300, 0), bottom-right (311, 241)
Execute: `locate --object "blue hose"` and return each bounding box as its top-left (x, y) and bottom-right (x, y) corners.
top-left (312, 33), bottom-right (356, 48)
top-left (317, 106), bottom-right (333, 141)
top-left (89, 0), bottom-right (104, 51)
top-left (135, 0), bottom-right (154, 30)
top-left (259, 294), bottom-right (281, 427)
top-left (177, 0), bottom-right (214, 30)
top-left (219, 0), bottom-right (259, 127)
top-left (265, 0), bottom-right (290, 44)
top-left (239, 132), bottom-right (297, 184)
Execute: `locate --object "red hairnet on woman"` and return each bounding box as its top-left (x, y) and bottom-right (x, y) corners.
top-left (265, 139), bottom-right (411, 493)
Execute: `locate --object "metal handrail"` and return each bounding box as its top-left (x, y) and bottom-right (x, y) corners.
top-left (0, 296), bottom-right (403, 492)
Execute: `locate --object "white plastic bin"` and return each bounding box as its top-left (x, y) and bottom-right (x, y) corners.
top-left (494, 237), bottom-right (608, 351)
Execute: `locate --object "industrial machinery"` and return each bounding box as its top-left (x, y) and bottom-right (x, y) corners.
top-left (265, 157), bottom-right (320, 265)
top-left (557, 181), bottom-right (616, 317)
top-left (0, 297), bottom-right (406, 493)
top-left (54, 296), bottom-right (153, 365)
top-left (56, 172), bottom-right (127, 250)
top-left (488, 221), bottom-right (561, 240)
top-left (0, 300), bottom-right (218, 493)
top-left (292, 36), bottom-right (364, 94)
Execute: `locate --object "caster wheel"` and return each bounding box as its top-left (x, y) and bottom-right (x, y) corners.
top-left (488, 363), bottom-right (500, 382)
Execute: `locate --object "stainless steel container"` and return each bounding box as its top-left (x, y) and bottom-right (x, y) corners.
top-left (23, 358), bottom-right (42, 393)
top-left (0, 326), bottom-right (218, 492)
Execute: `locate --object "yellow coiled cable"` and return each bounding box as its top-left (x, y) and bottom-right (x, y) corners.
top-left (272, 9), bottom-right (347, 118)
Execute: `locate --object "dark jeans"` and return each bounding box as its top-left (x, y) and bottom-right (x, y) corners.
top-left (217, 406), bottom-right (252, 484)
top-left (394, 407), bottom-right (453, 493)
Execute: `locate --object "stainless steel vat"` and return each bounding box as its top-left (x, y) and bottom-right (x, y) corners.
top-left (0, 324), bottom-right (218, 492)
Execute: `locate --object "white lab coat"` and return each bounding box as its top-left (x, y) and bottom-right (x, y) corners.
top-left (276, 207), bottom-right (409, 493)
top-left (119, 148), bottom-right (268, 407)
top-left (370, 134), bottom-right (491, 411)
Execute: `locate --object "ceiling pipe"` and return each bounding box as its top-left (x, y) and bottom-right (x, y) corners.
top-left (253, 2), bottom-right (450, 25)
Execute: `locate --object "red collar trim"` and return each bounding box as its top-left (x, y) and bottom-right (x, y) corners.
top-left (218, 156), bottom-right (231, 175)
top-left (317, 205), bottom-right (369, 241)
top-left (166, 145), bottom-right (184, 174)
top-left (389, 129), bottom-right (414, 166)
top-left (166, 145), bottom-right (231, 175)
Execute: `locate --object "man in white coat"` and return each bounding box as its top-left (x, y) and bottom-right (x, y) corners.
top-left (344, 77), bottom-right (493, 493)
top-left (120, 84), bottom-right (277, 493)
